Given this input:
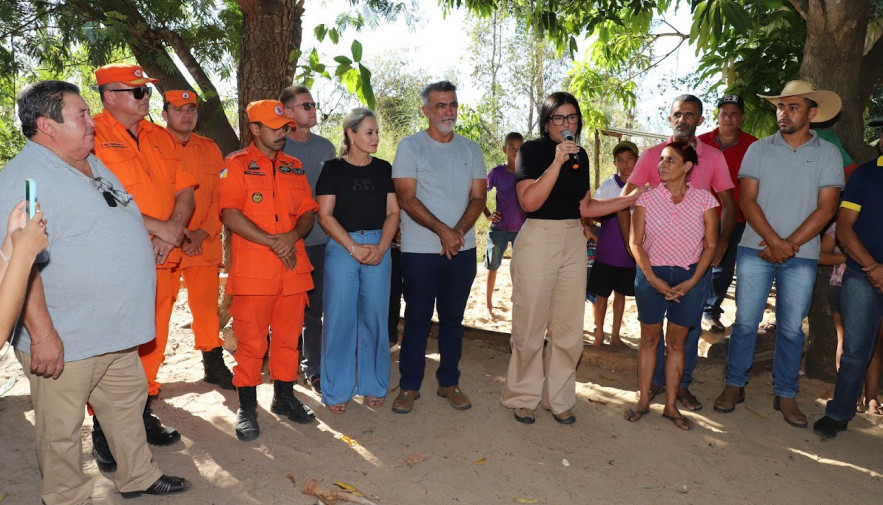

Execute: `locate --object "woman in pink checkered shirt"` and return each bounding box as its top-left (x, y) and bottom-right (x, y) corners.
top-left (624, 140), bottom-right (719, 430)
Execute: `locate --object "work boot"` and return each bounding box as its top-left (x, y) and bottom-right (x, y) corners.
top-left (202, 347), bottom-right (234, 390)
top-left (143, 396), bottom-right (181, 446)
top-left (774, 396), bottom-right (807, 428)
top-left (91, 416), bottom-right (117, 472)
top-left (235, 386), bottom-right (260, 441)
top-left (270, 380), bottom-right (315, 424)
top-left (713, 385), bottom-right (745, 413)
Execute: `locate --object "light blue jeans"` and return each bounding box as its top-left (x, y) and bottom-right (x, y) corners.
top-left (320, 230), bottom-right (391, 406)
top-left (725, 247), bottom-right (817, 397)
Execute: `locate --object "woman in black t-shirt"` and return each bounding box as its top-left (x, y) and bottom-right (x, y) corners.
top-left (500, 92), bottom-right (640, 426)
top-left (315, 108), bottom-right (400, 413)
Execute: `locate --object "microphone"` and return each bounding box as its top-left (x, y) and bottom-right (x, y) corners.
top-left (562, 129), bottom-right (580, 170)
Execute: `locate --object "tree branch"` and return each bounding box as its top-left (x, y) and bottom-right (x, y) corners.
top-left (786, 0), bottom-right (809, 20)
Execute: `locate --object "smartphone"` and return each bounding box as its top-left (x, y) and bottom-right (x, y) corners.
top-left (25, 179), bottom-right (36, 220)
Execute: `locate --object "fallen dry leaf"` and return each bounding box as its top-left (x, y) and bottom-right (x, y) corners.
top-left (404, 453), bottom-right (427, 465)
top-left (587, 398), bottom-right (607, 405)
top-left (514, 498), bottom-right (539, 503)
top-left (744, 406), bottom-right (767, 419)
top-left (474, 457), bottom-right (487, 465)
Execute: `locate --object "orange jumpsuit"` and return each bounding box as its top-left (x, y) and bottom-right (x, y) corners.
top-left (218, 144), bottom-right (318, 387)
top-left (175, 133), bottom-right (224, 351)
top-left (93, 112), bottom-right (197, 396)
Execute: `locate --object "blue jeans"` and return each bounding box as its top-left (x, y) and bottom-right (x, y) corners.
top-left (399, 249), bottom-right (476, 391)
top-left (485, 230), bottom-right (518, 271)
top-left (704, 222), bottom-right (745, 317)
top-left (300, 243), bottom-right (326, 379)
top-left (825, 269), bottom-right (883, 421)
top-left (726, 247), bottom-right (817, 397)
top-left (320, 231), bottom-right (391, 405)
top-left (649, 268), bottom-right (710, 388)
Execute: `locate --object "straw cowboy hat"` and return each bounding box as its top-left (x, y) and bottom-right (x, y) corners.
top-left (758, 80), bottom-right (842, 123)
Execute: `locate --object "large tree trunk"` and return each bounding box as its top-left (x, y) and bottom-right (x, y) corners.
top-left (235, 0), bottom-right (304, 147)
top-left (794, 0), bottom-right (881, 380)
top-left (794, 0), bottom-right (881, 162)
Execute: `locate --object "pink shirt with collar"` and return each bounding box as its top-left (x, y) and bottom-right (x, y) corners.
top-left (627, 136), bottom-right (734, 193)
top-left (636, 184), bottom-right (719, 269)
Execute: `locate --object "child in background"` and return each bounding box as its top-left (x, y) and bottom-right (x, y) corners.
top-left (483, 132), bottom-right (525, 321)
top-left (587, 141), bottom-right (639, 349)
top-left (1, 202), bottom-right (49, 346)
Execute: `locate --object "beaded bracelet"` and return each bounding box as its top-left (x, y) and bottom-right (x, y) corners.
top-left (0, 248), bottom-right (10, 262)
top-left (349, 244), bottom-right (356, 256)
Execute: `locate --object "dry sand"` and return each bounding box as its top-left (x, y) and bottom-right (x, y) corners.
top-left (1, 258), bottom-right (881, 504)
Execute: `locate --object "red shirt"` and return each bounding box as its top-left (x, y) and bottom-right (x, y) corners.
top-left (697, 128), bottom-right (758, 222)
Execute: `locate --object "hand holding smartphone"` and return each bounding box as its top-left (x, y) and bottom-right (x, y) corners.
top-left (25, 179), bottom-right (36, 221)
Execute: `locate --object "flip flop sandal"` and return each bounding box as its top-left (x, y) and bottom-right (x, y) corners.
top-left (677, 388), bottom-right (704, 412)
top-left (662, 414), bottom-right (695, 431)
top-left (624, 408), bottom-right (650, 422)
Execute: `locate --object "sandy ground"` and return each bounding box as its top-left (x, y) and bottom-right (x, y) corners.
top-left (1, 258), bottom-right (882, 504)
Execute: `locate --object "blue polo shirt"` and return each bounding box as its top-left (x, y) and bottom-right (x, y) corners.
top-left (738, 130), bottom-right (844, 260)
top-left (841, 156), bottom-right (883, 270)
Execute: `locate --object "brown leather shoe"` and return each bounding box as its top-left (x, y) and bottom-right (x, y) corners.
top-left (774, 396), bottom-right (807, 428)
top-left (436, 385), bottom-right (472, 410)
top-left (391, 389), bottom-right (420, 414)
top-left (713, 385), bottom-right (745, 413)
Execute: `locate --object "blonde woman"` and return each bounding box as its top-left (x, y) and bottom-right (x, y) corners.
top-left (316, 108), bottom-right (399, 413)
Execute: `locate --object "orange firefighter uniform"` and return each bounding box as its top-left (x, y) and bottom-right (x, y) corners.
top-left (219, 143), bottom-right (318, 387)
top-left (175, 131), bottom-right (224, 351)
top-left (92, 111), bottom-right (197, 397)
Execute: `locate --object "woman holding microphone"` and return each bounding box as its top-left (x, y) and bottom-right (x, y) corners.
top-left (500, 92), bottom-right (640, 425)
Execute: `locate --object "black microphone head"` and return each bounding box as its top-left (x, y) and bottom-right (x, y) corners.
top-left (562, 129), bottom-right (574, 141)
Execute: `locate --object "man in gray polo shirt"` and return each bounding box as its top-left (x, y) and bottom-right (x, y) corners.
top-left (391, 80), bottom-right (487, 414)
top-left (0, 81), bottom-right (188, 504)
top-left (280, 85), bottom-right (336, 394)
top-left (713, 80), bottom-right (844, 428)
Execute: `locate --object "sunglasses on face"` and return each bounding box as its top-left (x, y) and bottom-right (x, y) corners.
top-left (285, 101), bottom-right (318, 111)
top-left (108, 86), bottom-right (152, 100)
top-left (91, 176), bottom-right (131, 208)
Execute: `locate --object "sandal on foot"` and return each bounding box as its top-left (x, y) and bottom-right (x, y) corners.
top-left (365, 396), bottom-right (385, 408)
top-left (676, 387), bottom-right (703, 412)
top-left (662, 414), bottom-right (694, 431)
top-left (624, 408), bottom-right (650, 422)
top-left (328, 403), bottom-right (347, 414)
top-left (868, 399), bottom-right (883, 416)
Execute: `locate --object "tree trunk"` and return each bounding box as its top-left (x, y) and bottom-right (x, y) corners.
top-left (236, 0), bottom-right (304, 147)
top-left (805, 265), bottom-right (836, 382)
top-left (798, 0), bottom-right (879, 162)
top-left (797, 0), bottom-right (880, 375)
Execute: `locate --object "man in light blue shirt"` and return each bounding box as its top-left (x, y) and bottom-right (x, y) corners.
top-left (714, 80), bottom-right (844, 428)
top-left (391, 81), bottom-right (487, 414)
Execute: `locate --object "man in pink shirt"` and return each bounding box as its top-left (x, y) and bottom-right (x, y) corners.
top-left (618, 94), bottom-right (735, 412)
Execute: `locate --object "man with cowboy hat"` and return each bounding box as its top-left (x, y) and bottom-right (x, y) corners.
top-left (713, 80), bottom-right (845, 427)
